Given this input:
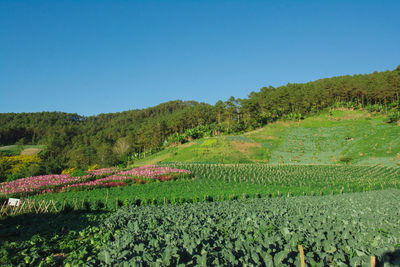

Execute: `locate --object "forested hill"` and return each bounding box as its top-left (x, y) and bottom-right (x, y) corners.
top-left (0, 66), bottom-right (399, 175)
top-left (0, 100), bottom-right (214, 147)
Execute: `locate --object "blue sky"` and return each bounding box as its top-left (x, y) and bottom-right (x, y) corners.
top-left (1, 0), bottom-right (399, 116)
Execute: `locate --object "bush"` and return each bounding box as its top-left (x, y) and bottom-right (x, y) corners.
top-left (0, 159), bottom-right (12, 182)
top-left (387, 110), bottom-right (400, 123)
top-left (339, 156), bottom-right (352, 164)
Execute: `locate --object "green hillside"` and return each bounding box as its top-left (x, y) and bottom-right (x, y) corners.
top-left (0, 145), bottom-right (44, 155)
top-left (136, 109), bottom-right (400, 167)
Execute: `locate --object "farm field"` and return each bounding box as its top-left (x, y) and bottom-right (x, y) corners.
top-left (1, 154), bottom-right (400, 265)
top-left (100, 189), bottom-right (400, 266)
top-left (1, 111), bottom-right (400, 266)
top-left (136, 110), bottom-right (400, 167)
top-left (1, 189), bottom-right (399, 266)
top-left (24, 163), bottom-right (400, 210)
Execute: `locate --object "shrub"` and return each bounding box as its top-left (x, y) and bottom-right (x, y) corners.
top-left (387, 110), bottom-right (400, 123)
top-left (339, 156), bottom-right (352, 164)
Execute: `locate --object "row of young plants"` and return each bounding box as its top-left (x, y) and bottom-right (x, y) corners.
top-left (28, 179), bottom-right (267, 212)
top-left (27, 163), bottom-right (400, 211)
top-left (98, 189), bottom-right (400, 266)
top-left (162, 163), bottom-right (400, 191)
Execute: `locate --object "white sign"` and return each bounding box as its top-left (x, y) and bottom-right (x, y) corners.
top-left (8, 198), bottom-right (20, 207)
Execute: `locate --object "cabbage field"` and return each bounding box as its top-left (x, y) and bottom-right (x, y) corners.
top-left (99, 190), bottom-right (400, 266)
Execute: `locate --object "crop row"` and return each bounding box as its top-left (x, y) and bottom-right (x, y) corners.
top-left (99, 189), bottom-right (400, 266)
top-left (29, 164), bottom-right (400, 210)
top-left (162, 163), bottom-right (400, 191)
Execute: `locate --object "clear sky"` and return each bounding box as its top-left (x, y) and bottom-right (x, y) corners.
top-left (1, 0), bottom-right (399, 116)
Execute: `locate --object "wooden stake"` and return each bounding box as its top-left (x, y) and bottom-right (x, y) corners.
top-left (298, 245), bottom-right (305, 267)
top-left (16, 200), bottom-right (26, 214)
top-left (26, 199), bottom-right (34, 213)
top-left (0, 201), bottom-right (7, 216)
top-left (43, 201), bottom-right (51, 213)
top-left (51, 200), bottom-right (58, 212)
top-left (34, 200), bottom-right (41, 214)
top-left (371, 256), bottom-right (376, 267)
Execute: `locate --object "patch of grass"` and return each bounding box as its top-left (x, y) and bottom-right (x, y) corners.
top-left (0, 145), bottom-right (45, 156)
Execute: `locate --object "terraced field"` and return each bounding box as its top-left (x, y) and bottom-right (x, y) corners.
top-left (136, 110), bottom-right (400, 167)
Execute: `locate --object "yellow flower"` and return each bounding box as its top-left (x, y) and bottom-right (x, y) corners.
top-left (62, 168), bottom-right (76, 175)
top-left (87, 164), bottom-right (100, 171)
top-left (0, 155), bottom-right (40, 173)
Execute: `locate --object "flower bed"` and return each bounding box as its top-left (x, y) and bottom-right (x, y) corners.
top-left (0, 174), bottom-right (92, 196)
top-left (0, 165), bottom-right (192, 197)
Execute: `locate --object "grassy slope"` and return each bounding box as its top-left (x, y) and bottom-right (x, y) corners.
top-left (0, 145), bottom-right (44, 155)
top-left (136, 109), bottom-right (400, 167)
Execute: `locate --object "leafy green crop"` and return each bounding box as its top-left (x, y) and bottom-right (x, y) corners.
top-left (0, 211), bottom-right (111, 266)
top-left (100, 189), bottom-right (400, 266)
top-left (2, 190), bottom-right (400, 266)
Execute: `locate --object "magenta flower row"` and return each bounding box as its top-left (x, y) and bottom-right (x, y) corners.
top-left (0, 174), bottom-right (88, 196)
top-left (0, 165), bottom-right (191, 197)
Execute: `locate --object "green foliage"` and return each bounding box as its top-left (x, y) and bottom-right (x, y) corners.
top-left (0, 159), bottom-right (12, 182)
top-left (99, 190), bottom-right (400, 266)
top-left (0, 212), bottom-right (110, 266)
top-left (387, 109), bottom-right (400, 123)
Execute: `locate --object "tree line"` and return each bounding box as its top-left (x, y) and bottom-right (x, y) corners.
top-left (0, 66), bottom-right (399, 177)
